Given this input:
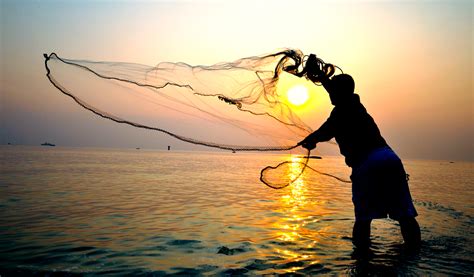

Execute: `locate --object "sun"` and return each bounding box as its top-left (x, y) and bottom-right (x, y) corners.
top-left (287, 85), bottom-right (309, 106)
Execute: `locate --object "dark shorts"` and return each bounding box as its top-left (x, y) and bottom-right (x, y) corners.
top-left (350, 147), bottom-right (418, 221)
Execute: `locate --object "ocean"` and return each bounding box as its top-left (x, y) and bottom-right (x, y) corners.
top-left (0, 146), bottom-right (473, 275)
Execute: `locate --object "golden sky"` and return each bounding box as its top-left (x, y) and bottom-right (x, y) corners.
top-left (1, 0), bottom-right (472, 160)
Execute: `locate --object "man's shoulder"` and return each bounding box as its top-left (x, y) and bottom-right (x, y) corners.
top-left (329, 107), bottom-right (338, 118)
top-left (352, 94), bottom-right (368, 112)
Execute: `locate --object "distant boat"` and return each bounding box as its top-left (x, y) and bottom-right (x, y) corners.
top-left (41, 142), bottom-right (56, 147)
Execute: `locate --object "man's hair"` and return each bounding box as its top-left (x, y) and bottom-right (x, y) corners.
top-left (330, 74), bottom-right (355, 95)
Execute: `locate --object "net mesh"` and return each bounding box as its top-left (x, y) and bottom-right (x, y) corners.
top-left (43, 49), bottom-right (349, 188)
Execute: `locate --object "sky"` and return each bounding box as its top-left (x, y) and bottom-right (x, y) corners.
top-left (1, 0), bottom-right (472, 161)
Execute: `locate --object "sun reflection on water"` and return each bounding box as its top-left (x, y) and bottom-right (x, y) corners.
top-left (262, 154), bottom-right (356, 274)
top-left (272, 155), bottom-right (319, 271)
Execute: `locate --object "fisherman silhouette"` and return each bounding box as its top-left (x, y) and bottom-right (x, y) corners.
top-left (296, 55), bottom-right (421, 249)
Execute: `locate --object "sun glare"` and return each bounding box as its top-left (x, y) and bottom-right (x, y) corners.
top-left (287, 85), bottom-right (309, 106)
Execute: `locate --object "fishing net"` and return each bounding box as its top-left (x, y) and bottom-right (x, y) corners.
top-left (43, 49), bottom-right (348, 188)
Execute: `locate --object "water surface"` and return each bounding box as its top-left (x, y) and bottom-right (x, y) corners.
top-left (1, 146), bottom-right (473, 275)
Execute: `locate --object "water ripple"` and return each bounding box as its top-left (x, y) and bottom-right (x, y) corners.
top-left (0, 147), bottom-right (473, 275)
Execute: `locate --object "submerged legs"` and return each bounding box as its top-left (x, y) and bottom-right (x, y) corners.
top-left (352, 220), bottom-right (372, 248)
top-left (352, 217), bottom-right (421, 249)
top-left (399, 217), bottom-right (421, 248)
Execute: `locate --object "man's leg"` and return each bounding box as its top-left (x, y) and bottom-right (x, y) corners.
top-left (352, 219), bottom-right (372, 248)
top-left (399, 217), bottom-right (421, 248)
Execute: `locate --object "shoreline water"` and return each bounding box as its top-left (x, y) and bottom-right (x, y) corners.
top-left (1, 146), bottom-right (473, 275)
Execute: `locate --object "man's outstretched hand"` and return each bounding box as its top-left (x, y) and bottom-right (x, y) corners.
top-left (298, 138), bottom-right (317, 150)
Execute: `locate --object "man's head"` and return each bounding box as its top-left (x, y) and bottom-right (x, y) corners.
top-left (323, 74), bottom-right (355, 105)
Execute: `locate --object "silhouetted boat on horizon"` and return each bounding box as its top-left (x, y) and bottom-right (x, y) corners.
top-left (41, 142), bottom-right (56, 147)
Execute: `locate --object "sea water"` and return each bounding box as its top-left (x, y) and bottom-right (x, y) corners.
top-left (0, 146), bottom-right (472, 275)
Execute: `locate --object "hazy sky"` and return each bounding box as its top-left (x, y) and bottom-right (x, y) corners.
top-left (1, 0), bottom-right (472, 161)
